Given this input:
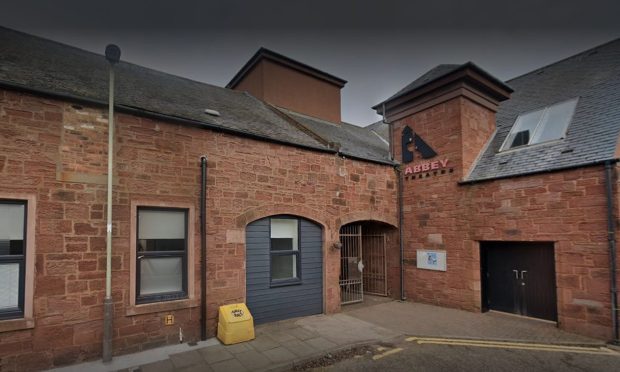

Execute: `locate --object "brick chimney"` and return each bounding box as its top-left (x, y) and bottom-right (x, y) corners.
top-left (374, 62), bottom-right (512, 178)
top-left (227, 48), bottom-right (347, 124)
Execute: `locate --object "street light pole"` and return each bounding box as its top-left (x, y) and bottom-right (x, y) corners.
top-left (103, 44), bottom-right (120, 364)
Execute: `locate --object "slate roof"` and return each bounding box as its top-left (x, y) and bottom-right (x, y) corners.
top-left (0, 26), bottom-right (390, 162)
top-left (373, 63), bottom-right (512, 110)
top-left (366, 120), bottom-right (390, 142)
top-left (277, 109), bottom-right (391, 164)
top-left (381, 64), bottom-right (461, 104)
top-left (466, 38), bottom-right (620, 181)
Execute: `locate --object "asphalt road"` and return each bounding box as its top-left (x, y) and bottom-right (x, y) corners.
top-left (318, 337), bottom-right (620, 372)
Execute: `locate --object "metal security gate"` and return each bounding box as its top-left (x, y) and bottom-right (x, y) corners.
top-left (339, 223), bottom-right (387, 305)
top-left (362, 227), bottom-right (387, 296)
top-left (340, 224), bottom-right (363, 304)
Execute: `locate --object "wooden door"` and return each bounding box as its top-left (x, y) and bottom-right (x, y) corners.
top-left (482, 242), bottom-right (557, 321)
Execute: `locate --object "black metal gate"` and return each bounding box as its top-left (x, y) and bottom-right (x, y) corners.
top-left (339, 223), bottom-right (387, 305)
top-left (339, 224), bottom-right (363, 304)
top-left (481, 242), bottom-right (557, 321)
top-left (362, 227), bottom-right (387, 296)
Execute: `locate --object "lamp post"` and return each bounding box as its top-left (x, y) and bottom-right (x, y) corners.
top-left (103, 44), bottom-right (120, 363)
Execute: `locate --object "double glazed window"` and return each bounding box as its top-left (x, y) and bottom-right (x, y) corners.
top-left (270, 218), bottom-right (300, 285)
top-left (500, 98), bottom-right (578, 151)
top-left (136, 207), bottom-right (188, 304)
top-left (0, 201), bottom-right (26, 320)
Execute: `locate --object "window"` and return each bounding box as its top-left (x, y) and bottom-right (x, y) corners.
top-left (0, 200), bottom-right (26, 320)
top-left (500, 98), bottom-right (578, 151)
top-left (270, 218), bottom-right (300, 285)
top-left (136, 207), bottom-right (188, 304)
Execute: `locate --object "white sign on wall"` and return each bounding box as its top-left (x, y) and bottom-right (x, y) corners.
top-left (417, 250), bottom-right (447, 271)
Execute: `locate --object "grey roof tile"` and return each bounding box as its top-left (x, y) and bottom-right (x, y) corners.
top-left (0, 27), bottom-right (327, 151)
top-left (383, 64), bottom-right (461, 103)
top-left (366, 120), bottom-right (389, 142)
top-left (277, 109), bottom-right (392, 164)
top-left (466, 38), bottom-right (620, 181)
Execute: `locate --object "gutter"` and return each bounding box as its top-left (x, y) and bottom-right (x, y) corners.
top-left (459, 159), bottom-right (620, 186)
top-left (336, 151), bottom-right (396, 166)
top-left (604, 161), bottom-right (619, 344)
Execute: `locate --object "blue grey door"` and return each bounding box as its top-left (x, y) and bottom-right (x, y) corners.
top-left (246, 216), bottom-right (323, 324)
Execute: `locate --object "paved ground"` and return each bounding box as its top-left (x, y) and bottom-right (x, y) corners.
top-left (51, 297), bottom-right (606, 372)
top-left (316, 336), bottom-right (620, 371)
top-left (344, 299), bottom-right (601, 345)
top-left (129, 313), bottom-right (398, 372)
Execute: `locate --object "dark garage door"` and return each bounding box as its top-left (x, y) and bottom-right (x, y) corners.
top-left (246, 216), bottom-right (323, 324)
top-left (481, 242), bottom-right (557, 321)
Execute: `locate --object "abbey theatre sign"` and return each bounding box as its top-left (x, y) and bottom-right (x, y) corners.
top-left (401, 126), bottom-right (450, 177)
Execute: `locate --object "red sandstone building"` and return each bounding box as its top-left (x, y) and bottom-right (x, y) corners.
top-left (0, 27), bottom-right (619, 370)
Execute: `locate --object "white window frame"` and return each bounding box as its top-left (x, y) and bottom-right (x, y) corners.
top-left (500, 98), bottom-right (579, 152)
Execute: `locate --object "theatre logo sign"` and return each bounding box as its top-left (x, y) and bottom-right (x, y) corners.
top-left (401, 126), bottom-right (450, 177)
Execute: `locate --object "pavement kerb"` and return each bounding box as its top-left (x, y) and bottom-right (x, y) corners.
top-left (607, 343), bottom-right (620, 352)
top-left (264, 340), bottom-right (378, 372)
top-left (263, 335), bottom-right (405, 372)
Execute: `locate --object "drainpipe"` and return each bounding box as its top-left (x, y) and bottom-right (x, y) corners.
top-left (103, 44), bottom-right (120, 363)
top-left (200, 156), bottom-right (208, 341)
top-left (396, 167), bottom-right (406, 301)
top-left (604, 161), bottom-right (619, 343)
top-left (382, 103), bottom-right (393, 161)
top-left (385, 104), bottom-right (405, 301)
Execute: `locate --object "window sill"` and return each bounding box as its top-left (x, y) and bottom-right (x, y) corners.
top-left (126, 298), bottom-right (199, 316)
top-left (0, 318), bottom-right (34, 333)
top-left (497, 138), bottom-right (564, 154)
top-left (270, 279), bottom-right (302, 288)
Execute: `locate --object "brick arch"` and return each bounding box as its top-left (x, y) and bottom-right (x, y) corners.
top-left (235, 203), bottom-right (329, 230)
top-left (336, 210), bottom-right (398, 230)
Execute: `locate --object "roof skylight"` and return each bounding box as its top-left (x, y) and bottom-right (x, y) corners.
top-left (500, 98), bottom-right (578, 151)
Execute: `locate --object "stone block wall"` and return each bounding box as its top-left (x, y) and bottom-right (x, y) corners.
top-left (0, 88), bottom-right (399, 370)
top-left (392, 94), bottom-right (616, 340)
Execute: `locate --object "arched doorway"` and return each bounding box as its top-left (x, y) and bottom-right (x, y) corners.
top-left (339, 221), bottom-right (397, 304)
top-left (245, 215), bottom-right (323, 324)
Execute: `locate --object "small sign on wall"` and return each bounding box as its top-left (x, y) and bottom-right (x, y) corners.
top-left (417, 250), bottom-right (447, 271)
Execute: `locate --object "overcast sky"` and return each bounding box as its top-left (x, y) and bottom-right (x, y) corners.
top-left (2, 1), bottom-right (619, 126)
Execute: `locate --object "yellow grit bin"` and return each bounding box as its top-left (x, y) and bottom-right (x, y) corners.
top-left (217, 303), bottom-right (255, 345)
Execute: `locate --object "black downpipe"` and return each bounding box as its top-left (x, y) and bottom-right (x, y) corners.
top-left (604, 161), bottom-right (619, 343)
top-left (200, 156), bottom-right (208, 341)
top-left (397, 167), bottom-right (406, 301)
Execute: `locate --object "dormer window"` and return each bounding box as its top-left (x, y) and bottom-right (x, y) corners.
top-left (500, 98), bottom-right (578, 151)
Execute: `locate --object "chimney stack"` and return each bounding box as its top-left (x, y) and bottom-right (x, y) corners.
top-left (227, 48), bottom-right (347, 124)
